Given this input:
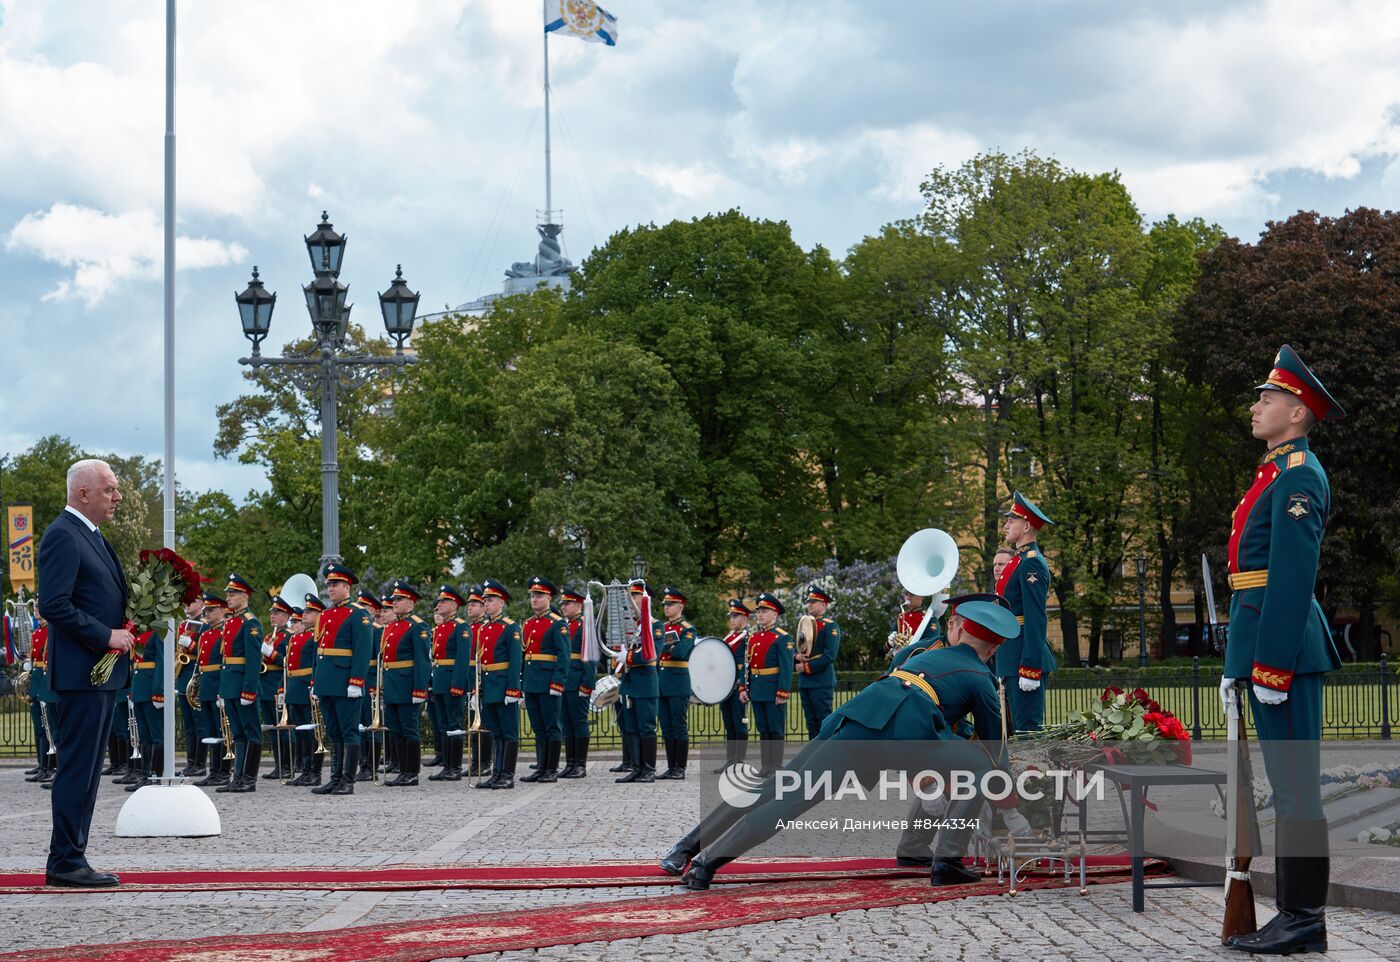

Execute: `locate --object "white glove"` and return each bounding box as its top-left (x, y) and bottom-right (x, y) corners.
top-left (505, 695), bottom-right (522, 705)
top-left (216, 696), bottom-right (225, 709)
top-left (1253, 684), bottom-right (1287, 706)
top-left (239, 697), bottom-right (253, 707)
top-left (1018, 677), bottom-right (1040, 692)
top-left (469, 694), bottom-right (479, 712)
top-left (22, 660), bottom-right (33, 672)
top-left (412, 696), bottom-right (425, 705)
top-left (1220, 677), bottom-right (1238, 715)
top-left (260, 642), bottom-right (273, 657)
top-left (549, 689), bottom-right (562, 697)
top-left (347, 684), bottom-right (363, 699)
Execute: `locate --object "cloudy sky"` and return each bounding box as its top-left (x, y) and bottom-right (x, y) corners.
top-left (4, 0), bottom-right (1400, 499)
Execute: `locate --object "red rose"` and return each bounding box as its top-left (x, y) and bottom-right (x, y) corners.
top-left (1101, 686), bottom-right (1124, 704)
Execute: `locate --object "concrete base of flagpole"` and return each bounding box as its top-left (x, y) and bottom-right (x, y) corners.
top-left (114, 783), bottom-right (221, 837)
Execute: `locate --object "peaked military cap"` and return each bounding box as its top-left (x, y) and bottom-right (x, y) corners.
top-left (1257, 344), bottom-right (1345, 422)
top-left (661, 586), bottom-right (688, 605)
top-left (954, 599), bottom-right (1021, 645)
top-left (225, 572), bottom-right (253, 594)
top-left (560, 585), bottom-right (586, 604)
top-left (202, 591), bottom-right (227, 608)
top-left (806, 585), bottom-right (833, 604)
top-left (323, 563), bottom-right (357, 585)
top-left (628, 579), bottom-right (649, 596)
top-left (380, 594), bottom-right (394, 608)
top-left (356, 588), bottom-right (381, 610)
top-left (391, 580), bottom-right (421, 602)
top-left (727, 598), bottom-right (752, 617)
top-left (527, 575), bottom-right (557, 596)
top-left (481, 579), bottom-right (511, 603)
top-left (269, 594), bottom-right (295, 615)
top-left (291, 607), bottom-right (305, 618)
top-left (436, 584), bottom-right (467, 607)
top-left (754, 591), bottom-right (785, 616)
top-left (302, 594), bottom-right (327, 613)
top-left (467, 584), bottom-right (486, 604)
top-left (1003, 491), bottom-right (1054, 530)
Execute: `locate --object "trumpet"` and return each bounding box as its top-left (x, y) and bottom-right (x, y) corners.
top-left (127, 695), bottom-right (142, 760)
top-left (308, 694), bottom-right (328, 756)
top-left (217, 698), bottom-right (235, 760)
top-left (886, 598), bottom-right (914, 657)
top-left (39, 701), bottom-right (57, 755)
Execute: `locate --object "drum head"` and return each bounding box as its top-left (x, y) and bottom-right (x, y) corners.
top-left (589, 674), bottom-right (621, 713)
top-left (688, 637), bottom-right (737, 705)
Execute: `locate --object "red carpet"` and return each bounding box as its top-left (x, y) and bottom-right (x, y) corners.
top-left (0, 855), bottom-right (1147, 894)
top-left (0, 860), bottom-right (1168, 962)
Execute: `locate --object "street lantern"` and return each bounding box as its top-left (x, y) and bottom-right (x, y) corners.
top-left (304, 211), bottom-right (346, 276)
top-left (630, 554), bottom-right (647, 582)
top-left (235, 267), bottom-right (276, 354)
top-left (303, 272), bottom-right (349, 343)
top-left (378, 265), bottom-right (420, 353)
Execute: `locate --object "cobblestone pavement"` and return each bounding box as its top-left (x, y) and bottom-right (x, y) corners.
top-left (3, 757), bottom-right (1399, 961)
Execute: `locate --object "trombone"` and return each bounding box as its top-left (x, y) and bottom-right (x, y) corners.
top-left (366, 639), bottom-right (388, 783)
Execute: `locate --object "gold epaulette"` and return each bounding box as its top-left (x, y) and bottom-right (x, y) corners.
top-left (1287, 452), bottom-right (1306, 469)
top-left (549, 611), bottom-right (563, 621)
top-left (411, 615), bottom-right (424, 623)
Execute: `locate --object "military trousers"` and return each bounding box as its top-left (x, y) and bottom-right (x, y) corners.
top-left (286, 703), bottom-right (313, 756)
top-left (750, 699), bottom-right (787, 739)
top-left (385, 701), bottom-right (422, 743)
top-left (198, 700), bottom-right (224, 750)
top-left (799, 685), bottom-right (833, 740)
top-left (719, 691), bottom-right (748, 741)
top-left (560, 689), bottom-right (591, 738)
top-left (133, 699), bottom-right (164, 747)
top-left (1250, 673), bottom-right (1324, 821)
top-left (176, 668), bottom-right (199, 747)
top-left (482, 700), bottom-right (519, 743)
top-left (1003, 680), bottom-right (1046, 734)
top-left (433, 694), bottom-right (465, 735)
top-left (29, 699), bottom-right (54, 758)
top-left (425, 695), bottom-right (442, 737)
top-left (320, 694), bottom-right (362, 747)
top-left (524, 692), bottom-right (562, 744)
top-left (623, 695), bottom-right (658, 738)
top-left (659, 694), bottom-right (689, 741)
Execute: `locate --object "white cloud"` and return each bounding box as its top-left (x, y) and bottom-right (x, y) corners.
top-left (5, 204), bottom-right (247, 305)
top-left (863, 123), bottom-right (982, 202)
top-left (633, 161), bottom-right (739, 201)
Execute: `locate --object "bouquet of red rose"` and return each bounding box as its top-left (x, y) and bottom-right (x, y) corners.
top-left (1018, 685), bottom-right (1192, 767)
top-left (91, 548), bottom-right (205, 685)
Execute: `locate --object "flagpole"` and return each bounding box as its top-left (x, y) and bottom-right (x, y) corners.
top-left (161, 0), bottom-right (178, 784)
top-left (543, 0), bottom-right (553, 226)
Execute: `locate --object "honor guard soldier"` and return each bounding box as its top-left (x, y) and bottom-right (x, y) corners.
top-left (607, 581), bottom-right (643, 777)
top-left (428, 584), bottom-right (472, 781)
top-left (715, 599), bottom-right (751, 773)
top-left (888, 590), bottom-right (947, 672)
top-left (741, 592), bottom-right (794, 777)
top-left (474, 579), bottom-right (523, 789)
top-left (380, 581), bottom-right (431, 786)
top-left (666, 599), bottom-right (1018, 890)
top-left (656, 587), bottom-right (697, 780)
top-left (192, 593), bottom-right (230, 787)
top-left (520, 576), bottom-right (570, 783)
top-left (558, 586), bottom-right (594, 778)
top-left (287, 597), bottom-right (323, 786)
top-left (795, 586), bottom-right (840, 740)
top-left (175, 596), bottom-right (206, 775)
top-left (616, 580), bottom-right (662, 784)
top-left (352, 588), bottom-right (385, 782)
top-left (310, 564), bottom-right (373, 796)
top-left (261, 595), bottom-right (294, 781)
top-left (463, 585), bottom-right (493, 777)
top-left (1222, 345), bottom-right (1344, 956)
top-left (217, 573), bottom-right (266, 793)
top-left (377, 594), bottom-right (399, 775)
top-left (126, 625), bottom-right (166, 790)
top-left (995, 492), bottom-right (1057, 733)
top-left (26, 617), bottom-right (59, 784)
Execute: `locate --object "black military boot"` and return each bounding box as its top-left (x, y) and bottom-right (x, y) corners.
top-left (672, 739), bottom-right (688, 779)
top-left (681, 853), bottom-right (734, 891)
top-left (1228, 817), bottom-right (1329, 955)
top-left (491, 741), bottom-right (517, 790)
top-left (216, 742), bottom-right (246, 793)
top-left (262, 736), bottom-right (283, 780)
top-left (382, 733), bottom-right (399, 774)
top-left (333, 744), bottom-right (359, 795)
top-left (102, 735), bottom-right (120, 776)
top-left (232, 742), bottom-right (262, 792)
top-left (187, 741), bottom-right (207, 779)
top-left (928, 857), bottom-right (981, 887)
top-left (193, 744), bottom-right (224, 786)
top-left (124, 744), bottom-right (153, 792)
top-left (656, 737), bottom-right (676, 779)
top-left (617, 735), bottom-right (647, 782)
top-left (308, 750), bottom-right (325, 786)
top-left (610, 732), bottom-right (635, 773)
top-left (521, 738), bottom-right (547, 783)
top-left (713, 738), bottom-right (735, 775)
top-left (476, 739), bottom-right (503, 788)
top-left (659, 790), bottom-right (754, 876)
top-left (561, 737), bottom-right (586, 778)
top-left (395, 738), bottom-right (421, 786)
top-left (181, 729), bottom-right (200, 776)
top-left (537, 739), bottom-right (560, 783)
top-left (445, 736), bottom-right (465, 780)
top-left (312, 744), bottom-right (342, 794)
top-left (425, 732), bottom-right (444, 768)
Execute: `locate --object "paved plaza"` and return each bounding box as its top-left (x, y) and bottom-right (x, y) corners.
top-left (2, 756), bottom-right (1399, 961)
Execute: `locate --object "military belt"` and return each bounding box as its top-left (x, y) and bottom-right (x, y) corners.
top-left (384, 659), bottom-right (416, 669)
top-left (659, 659), bottom-right (689, 668)
top-left (319, 647), bottom-right (353, 656)
top-left (287, 668), bottom-right (313, 677)
top-left (570, 653), bottom-right (584, 660)
top-left (34, 661), bottom-right (46, 669)
top-left (751, 667), bottom-right (781, 676)
top-left (891, 669), bottom-right (942, 707)
top-left (135, 661), bottom-right (156, 669)
top-left (224, 657), bottom-right (248, 665)
top-left (482, 661), bottom-right (510, 671)
top-left (199, 665), bottom-right (220, 673)
top-left (1015, 616), bottom-right (1025, 625)
top-left (525, 654), bottom-right (558, 662)
top-left (1228, 569), bottom-right (1268, 590)
top-left (435, 658), bottom-right (456, 666)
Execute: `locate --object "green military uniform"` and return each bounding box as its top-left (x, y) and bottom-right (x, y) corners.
top-left (174, 615), bottom-right (205, 775)
top-left (994, 492), bottom-right (1056, 733)
top-left (520, 575), bottom-right (570, 784)
top-left (259, 595), bottom-right (294, 781)
top-left (667, 600), bottom-right (1019, 890)
top-left (310, 564), bottom-right (373, 796)
top-left (126, 628), bottom-right (166, 789)
top-left (286, 598), bottom-right (323, 786)
top-left (1223, 345), bottom-right (1344, 956)
top-left (716, 600), bottom-right (751, 770)
top-left (742, 592), bottom-right (794, 777)
top-left (616, 581), bottom-right (661, 784)
top-left (353, 589), bottom-right (385, 782)
top-left (428, 584), bottom-right (472, 781)
top-left (558, 586), bottom-right (595, 778)
top-left (475, 579), bottom-right (524, 789)
top-left (26, 623), bottom-right (59, 783)
top-left (887, 603), bottom-right (945, 672)
top-left (192, 594), bottom-right (231, 787)
top-left (380, 584), bottom-right (431, 787)
top-left (797, 586), bottom-right (840, 740)
top-left (217, 573), bottom-right (266, 794)
top-left (656, 586), bottom-right (697, 780)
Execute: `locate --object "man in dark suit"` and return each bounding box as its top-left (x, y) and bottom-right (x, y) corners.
top-left (37, 459), bottom-right (133, 888)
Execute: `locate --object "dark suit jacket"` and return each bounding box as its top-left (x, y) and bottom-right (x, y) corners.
top-left (37, 510), bottom-right (130, 693)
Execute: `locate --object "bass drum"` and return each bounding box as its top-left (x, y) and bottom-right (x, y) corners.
top-left (688, 636), bottom-right (737, 705)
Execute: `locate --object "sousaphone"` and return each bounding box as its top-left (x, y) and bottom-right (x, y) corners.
top-left (895, 528), bottom-right (960, 643)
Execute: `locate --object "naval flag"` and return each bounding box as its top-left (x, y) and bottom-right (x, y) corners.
top-left (545, 0), bottom-right (619, 46)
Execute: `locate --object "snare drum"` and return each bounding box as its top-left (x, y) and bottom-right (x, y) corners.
top-left (688, 636), bottom-right (738, 705)
top-left (588, 673), bottom-right (622, 712)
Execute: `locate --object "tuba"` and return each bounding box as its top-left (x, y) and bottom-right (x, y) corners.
top-left (895, 528), bottom-right (960, 644)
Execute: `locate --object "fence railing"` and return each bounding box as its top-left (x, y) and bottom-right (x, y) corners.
top-left (2, 655), bottom-right (1392, 757)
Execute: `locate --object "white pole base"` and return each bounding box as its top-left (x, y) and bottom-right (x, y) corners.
top-left (114, 783), bottom-right (222, 837)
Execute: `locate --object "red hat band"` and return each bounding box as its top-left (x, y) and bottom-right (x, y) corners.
top-left (1010, 502), bottom-right (1044, 530)
top-left (1265, 367), bottom-right (1330, 421)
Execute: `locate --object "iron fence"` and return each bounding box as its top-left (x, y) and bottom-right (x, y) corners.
top-left (2, 656), bottom-right (1392, 758)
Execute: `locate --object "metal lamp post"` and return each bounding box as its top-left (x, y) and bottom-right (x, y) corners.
top-left (630, 554), bottom-right (647, 582)
top-left (1136, 552), bottom-right (1149, 668)
top-left (236, 213), bottom-right (420, 576)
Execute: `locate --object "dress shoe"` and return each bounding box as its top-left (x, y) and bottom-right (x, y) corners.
top-left (928, 857), bottom-right (981, 887)
top-left (660, 843), bottom-right (694, 877)
top-left (46, 867), bottom-right (120, 888)
top-left (680, 856), bottom-right (730, 891)
top-left (23, 765), bottom-right (40, 775)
